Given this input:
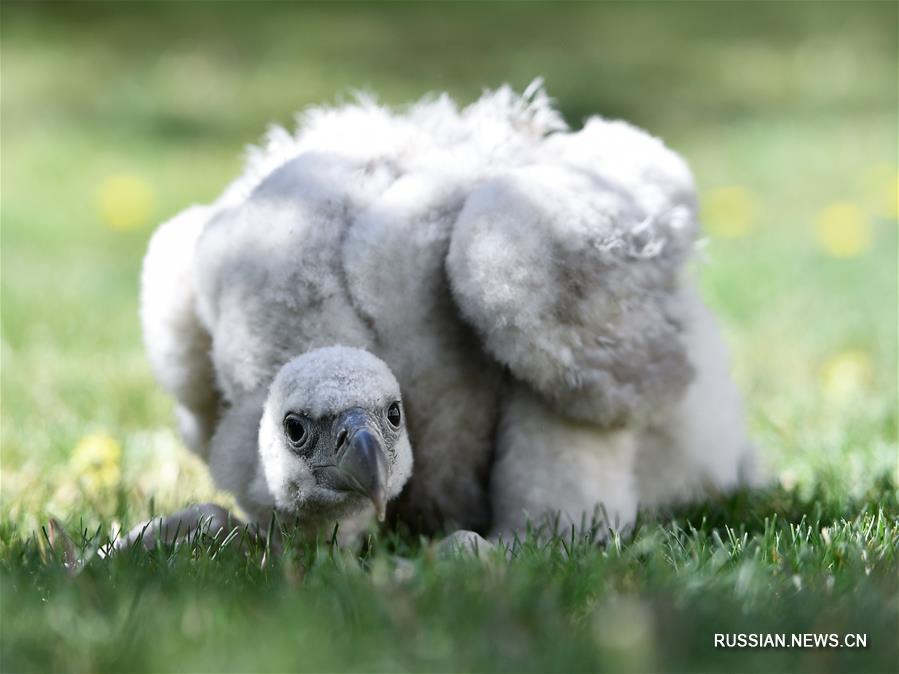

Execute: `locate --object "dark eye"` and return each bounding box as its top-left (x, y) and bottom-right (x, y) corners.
top-left (386, 402), bottom-right (402, 428)
top-left (283, 413), bottom-right (307, 446)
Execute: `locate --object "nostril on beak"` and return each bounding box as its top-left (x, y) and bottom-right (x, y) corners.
top-left (335, 428), bottom-right (349, 454)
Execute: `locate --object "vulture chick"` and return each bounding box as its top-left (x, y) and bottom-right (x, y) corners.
top-left (134, 82), bottom-right (756, 548)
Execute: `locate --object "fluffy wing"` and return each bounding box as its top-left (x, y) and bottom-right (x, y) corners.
top-left (447, 119), bottom-right (699, 427)
top-left (141, 205), bottom-right (221, 457)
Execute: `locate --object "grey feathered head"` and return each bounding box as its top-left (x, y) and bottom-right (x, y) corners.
top-left (258, 346), bottom-right (413, 523)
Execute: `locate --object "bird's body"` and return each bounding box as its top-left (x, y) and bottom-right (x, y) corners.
top-left (141, 84), bottom-right (756, 543)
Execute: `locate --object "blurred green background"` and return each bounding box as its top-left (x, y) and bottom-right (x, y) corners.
top-left (1, 2), bottom-right (897, 673)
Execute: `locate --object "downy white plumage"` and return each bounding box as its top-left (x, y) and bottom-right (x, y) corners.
top-left (136, 81), bottom-right (756, 548)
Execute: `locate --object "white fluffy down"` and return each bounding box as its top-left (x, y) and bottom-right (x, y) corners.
top-left (141, 81), bottom-right (757, 539)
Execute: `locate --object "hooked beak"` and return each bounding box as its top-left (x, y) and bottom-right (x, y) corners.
top-left (321, 414), bottom-right (389, 521)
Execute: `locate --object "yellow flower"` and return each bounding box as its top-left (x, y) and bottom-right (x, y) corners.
top-left (821, 350), bottom-right (872, 403)
top-left (813, 202), bottom-right (871, 257)
top-left (858, 164), bottom-right (899, 220)
top-left (94, 173), bottom-right (155, 231)
top-left (70, 432), bottom-right (122, 491)
top-left (702, 186), bottom-right (759, 238)
top-left (891, 176), bottom-right (899, 220)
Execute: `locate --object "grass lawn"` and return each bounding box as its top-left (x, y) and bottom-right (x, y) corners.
top-left (1, 3), bottom-right (897, 672)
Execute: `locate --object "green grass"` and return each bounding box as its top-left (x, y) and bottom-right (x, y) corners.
top-left (2, 487), bottom-right (897, 673)
top-left (1, 3), bottom-right (897, 672)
